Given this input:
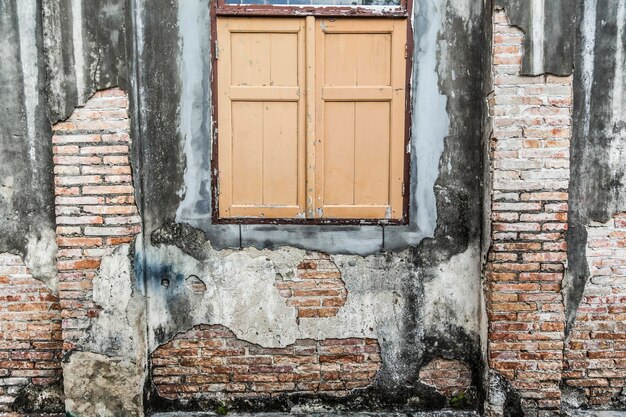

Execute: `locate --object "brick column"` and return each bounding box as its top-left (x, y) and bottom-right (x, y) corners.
top-left (564, 212), bottom-right (626, 407)
top-left (52, 89), bottom-right (141, 351)
top-left (486, 10), bottom-right (572, 416)
top-left (0, 254), bottom-right (62, 411)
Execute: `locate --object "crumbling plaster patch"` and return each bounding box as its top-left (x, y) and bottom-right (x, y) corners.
top-left (565, 0), bottom-right (626, 336)
top-left (64, 351), bottom-right (143, 417)
top-left (25, 227), bottom-right (58, 292)
top-left (146, 241), bottom-right (411, 351)
top-left (421, 242), bottom-right (482, 337)
top-left (146, 238), bottom-right (482, 383)
top-left (0, 1), bottom-right (58, 292)
top-left (275, 254), bottom-right (347, 318)
top-left (81, 243), bottom-right (146, 361)
top-left (63, 241), bottom-right (147, 417)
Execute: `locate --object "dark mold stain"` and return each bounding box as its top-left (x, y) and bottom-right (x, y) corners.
top-left (488, 371), bottom-right (524, 417)
top-left (12, 380), bottom-right (65, 414)
top-left (134, 0), bottom-right (184, 235)
top-left (411, 1), bottom-right (482, 267)
top-left (145, 261), bottom-right (208, 346)
top-left (145, 371), bottom-right (478, 414)
top-left (494, 0), bottom-right (575, 76)
top-left (0, 0), bottom-right (55, 270)
top-left (151, 219), bottom-right (213, 261)
top-left (566, 0), bottom-right (626, 335)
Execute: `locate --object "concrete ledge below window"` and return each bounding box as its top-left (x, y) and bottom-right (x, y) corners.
top-left (183, 219), bottom-right (425, 255)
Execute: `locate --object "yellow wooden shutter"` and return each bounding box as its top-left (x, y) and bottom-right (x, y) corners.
top-left (314, 18), bottom-right (406, 220)
top-left (217, 18), bottom-right (307, 218)
top-left (217, 17), bottom-right (406, 221)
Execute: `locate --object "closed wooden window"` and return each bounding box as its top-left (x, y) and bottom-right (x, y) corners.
top-left (216, 17), bottom-right (407, 222)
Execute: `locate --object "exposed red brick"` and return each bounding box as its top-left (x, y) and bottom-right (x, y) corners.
top-left (486, 10), bottom-right (571, 415)
top-left (563, 212), bottom-right (626, 408)
top-left (0, 253), bottom-right (62, 412)
top-left (419, 358), bottom-right (472, 397)
top-left (275, 253), bottom-right (347, 318)
top-left (52, 88), bottom-right (141, 350)
top-left (150, 324), bottom-right (381, 400)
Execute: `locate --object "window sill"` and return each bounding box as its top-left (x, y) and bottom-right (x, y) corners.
top-left (182, 218), bottom-right (426, 255)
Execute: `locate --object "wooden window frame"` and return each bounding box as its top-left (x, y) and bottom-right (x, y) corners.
top-left (210, 1), bottom-right (414, 225)
top-left (215, 0), bottom-right (409, 18)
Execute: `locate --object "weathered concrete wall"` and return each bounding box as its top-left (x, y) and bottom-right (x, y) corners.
top-left (563, 0), bottom-right (626, 412)
top-left (566, 0), bottom-right (626, 336)
top-left (135, 0), bottom-right (484, 413)
top-left (494, 0), bottom-right (575, 76)
top-left (486, 0), bottom-right (626, 415)
top-left (1, 0), bottom-right (624, 415)
top-left (0, 0), bottom-right (56, 288)
top-left (0, 0), bottom-right (132, 289)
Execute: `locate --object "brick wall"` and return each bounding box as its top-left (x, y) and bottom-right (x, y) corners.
top-left (564, 212), bottom-right (626, 407)
top-left (52, 88), bottom-right (140, 351)
top-left (275, 253), bottom-right (347, 318)
top-left (418, 358), bottom-right (472, 398)
top-left (151, 324), bottom-right (381, 400)
top-left (0, 253), bottom-right (62, 412)
top-left (486, 10), bottom-right (572, 415)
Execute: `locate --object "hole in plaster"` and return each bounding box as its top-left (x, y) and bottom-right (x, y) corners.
top-left (161, 278), bottom-right (170, 288)
top-left (185, 275), bottom-right (207, 294)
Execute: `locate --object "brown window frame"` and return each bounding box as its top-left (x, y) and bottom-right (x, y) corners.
top-left (210, 0), bottom-right (414, 226)
top-left (215, 0), bottom-right (409, 17)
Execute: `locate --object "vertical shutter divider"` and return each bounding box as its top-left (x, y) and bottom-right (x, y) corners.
top-left (305, 16), bottom-right (316, 219)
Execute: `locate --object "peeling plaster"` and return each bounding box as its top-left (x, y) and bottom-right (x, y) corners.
top-left (63, 241), bottom-right (147, 417)
top-left (16, 0), bottom-right (39, 171)
top-left (421, 242), bottom-right (481, 336)
top-left (64, 351), bottom-right (144, 417)
top-left (0, 0), bottom-right (58, 290)
top-left (176, 0), bottom-right (213, 224)
top-left (146, 243), bottom-right (307, 349)
top-left (145, 235), bottom-right (482, 405)
top-left (81, 244), bottom-right (145, 360)
top-left (144, 242), bottom-right (416, 351)
top-left (566, 0), bottom-right (626, 332)
top-left (494, 0), bottom-right (575, 76)
top-left (24, 227), bottom-right (58, 291)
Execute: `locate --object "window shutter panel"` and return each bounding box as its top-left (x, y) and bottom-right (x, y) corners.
top-left (314, 19), bottom-right (407, 220)
top-left (217, 18), bottom-right (307, 218)
top-left (217, 17), bottom-right (407, 221)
